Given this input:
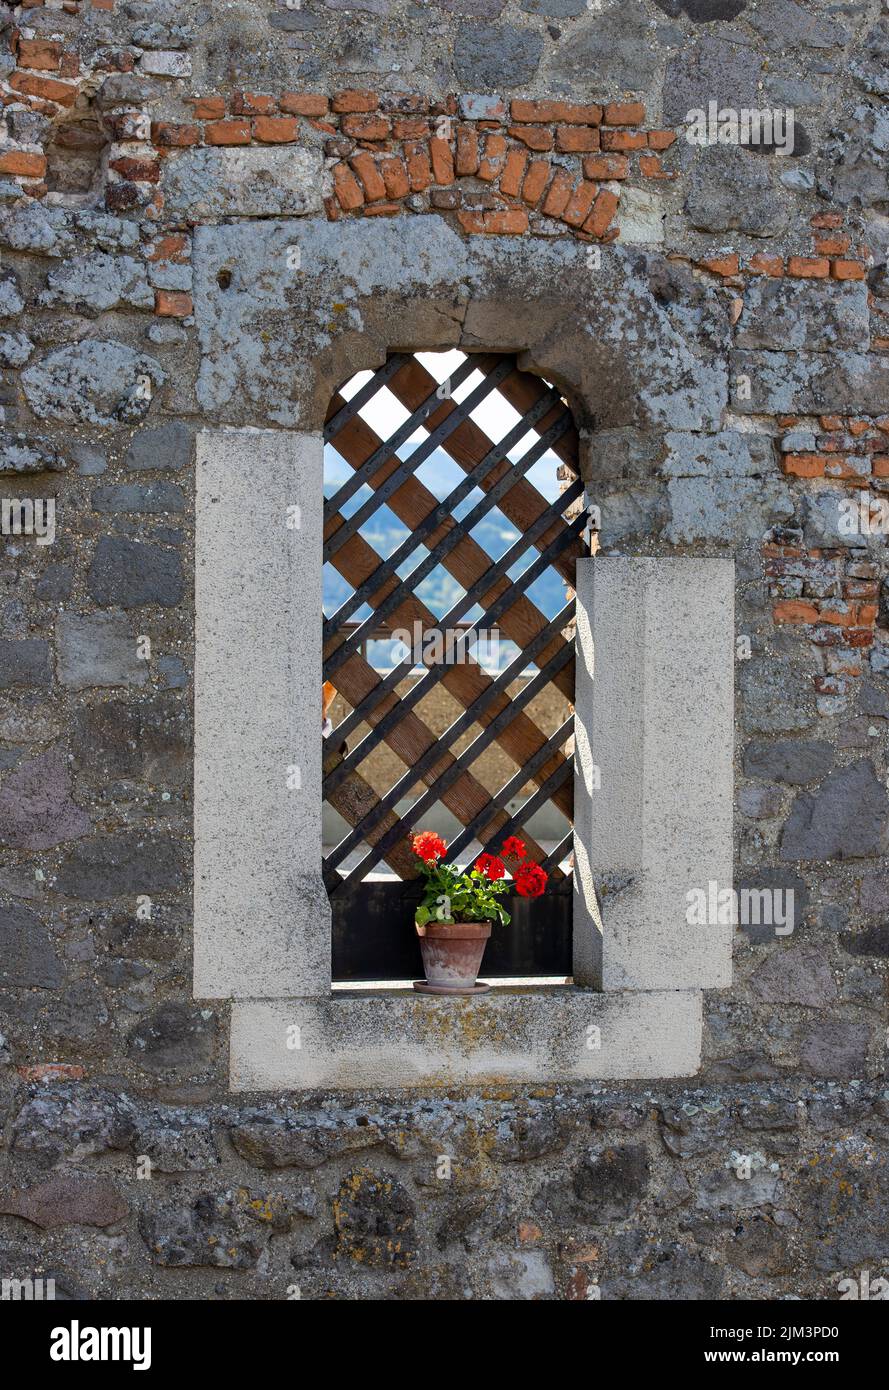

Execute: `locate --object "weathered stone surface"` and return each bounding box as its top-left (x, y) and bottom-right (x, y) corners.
top-left (134, 1123), bottom-right (219, 1173)
top-left (125, 422), bottom-right (191, 471)
top-left (0, 433), bottom-right (65, 475)
top-left (0, 901), bottom-right (63, 989)
top-left (230, 1117), bottom-right (381, 1169)
top-left (725, 1216), bottom-right (791, 1276)
top-left (735, 868), bottom-right (808, 944)
top-left (0, 748), bottom-right (90, 849)
top-left (91, 482), bottom-right (186, 514)
top-left (0, 638), bottom-right (51, 689)
top-left (0, 330), bottom-right (33, 367)
top-left (56, 611), bottom-right (148, 688)
top-left (72, 695), bottom-right (190, 785)
top-left (732, 351), bottom-right (889, 416)
top-left (780, 761), bottom-right (889, 861)
top-left (333, 1168), bottom-right (416, 1268)
top-left (750, 944), bottom-right (837, 1007)
top-left (12, 1087), bottom-right (137, 1158)
top-left (555, 3), bottom-right (672, 92)
top-left (803, 1152), bottom-right (889, 1269)
top-left (127, 1004), bottom-right (216, 1070)
top-left (454, 23), bottom-right (543, 89)
top-left (841, 924), bottom-right (889, 957)
top-left (740, 659), bottom-right (816, 733)
top-left (22, 342), bottom-right (164, 427)
top-left (695, 1166), bottom-right (781, 1212)
top-left (737, 784), bottom-right (784, 818)
top-left (0, 1174), bottom-right (128, 1229)
top-left (487, 1104), bottom-right (578, 1161)
top-left (40, 255), bottom-right (153, 314)
top-left (0, 273), bottom-right (24, 317)
top-left (799, 1020), bottom-right (870, 1078)
top-left (743, 739), bottom-right (834, 785)
top-left (737, 280), bottom-right (869, 351)
top-left (604, 1247), bottom-right (725, 1300)
top-left (55, 833), bottom-right (186, 898)
top-left (162, 147), bottom-right (324, 220)
top-left (664, 33), bottom-right (762, 125)
top-left (572, 1145), bottom-right (650, 1221)
top-left (686, 146), bottom-right (787, 236)
top-left (87, 537), bottom-right (183, 608)
top-left (140, 1188), bottom-right (291, 1267)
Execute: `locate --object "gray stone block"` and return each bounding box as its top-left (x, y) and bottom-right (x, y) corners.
top-left (193, 430), bottom-right (330, 999)
top-left (573, 557), bottom-right (734, 991)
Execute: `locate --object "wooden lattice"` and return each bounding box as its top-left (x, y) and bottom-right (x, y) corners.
top-left (322, 351), bottom-right (586, 899)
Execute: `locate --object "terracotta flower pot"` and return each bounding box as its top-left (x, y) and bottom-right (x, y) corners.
top-left (415, 920), bottom-right (492, 994)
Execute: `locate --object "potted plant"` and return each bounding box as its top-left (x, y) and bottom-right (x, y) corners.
top-left (411, 830), bottom-right (548, 995)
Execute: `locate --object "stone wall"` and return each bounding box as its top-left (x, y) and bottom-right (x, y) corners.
top-left (0, 0), bottom-right (888, 1300)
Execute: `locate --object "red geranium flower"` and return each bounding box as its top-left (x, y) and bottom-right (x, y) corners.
top-left (412, 830), bottom-right (447, 863)
top-left (474, 853), bottom-right (506, 881)
top-left (515, 862), bottom-right (548, 898)
top-left (502, 836), bottom-right (527, 861)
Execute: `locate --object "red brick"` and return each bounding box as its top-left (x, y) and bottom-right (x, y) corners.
top-left (190, 95), bottom-right (226, 120)
top-left (811, 211), bottom-right (844, 229)
top-left (782, 453), bottom-right (828, 477)
top-left (148, 234), bottom-right (189, 263)
top-left (478, 133), bottom-right (507, 181)
top-left (787, 256), bottom-right (830, 278)
top-left (253, 116), bottom-right (299, 143)
top-left (499, 147), bottom-right (528, 198)
top-left (392, 117), bottom-right (430, 139)
top-left (647, 129), bottom-right (677, 150)
top-left (510, 99), bottom-right (601, 125)
top-left (773, 600), bottom-right (821, 623)
top-left (16, 38), bottom-right (62, 71)
top-left (832, 259), bottom-right (866, 281)
top-left (333, 161), bottom-right (364, 210)
top-left (582, 187), bottom-right (620, 238)
top-left (698, 253), bottom-right (740, 277)
top-left (748, 253), bottom-right (785, 277)
top-left (363, 202), bottom-right (402, 217)
top-left (507, 124), bottom-right (553, 151)
top-left (280, 92), bottom-right (329, 117)
top-left (205, 119), bottom-right (251, 146)
top-left (404, 140), bottom-right (432, 191)
top-left (155, 290), bottom-right (192, 318)
top-left (0, 150), bottom-right (46, 177)
top-left (521, 159), bottom-right (551, 206)
top-left (232, 92), bottom-right (277, 116)
top-left (341, 113), bottom-right (390, 140)
top-left (555, 125), bottom-right (600, 153)
top-left (59, 51), bottom-right (80, 78)
top-left (639, 154), bottom-right (666, 177)
top-left (562, 178), bottom-right (598, 228)
top-left (9, 71), bottom-right (76, 106)
top-left (350, 151), bottom-right (387, 202)
top-left (582, 153), bottom-right (629, 180)
top-left (600, 129), bottom-right (647, 151)
top-left (16, 1063), bottom-right (86, 1083)
top-left (542, 168), bottom-right (574, 217)
top-left (379, 155), bottom-right (410, 199)
top-left (429, 136), bottom-right (455, 185)
top-left (332, 89), bottom-right (378, 114)
top-left (152, 122), bottom-right (200, 148)
top-left (603, 101), bottom-right (645, 126)
top-left (109, 156), bottom-right (160, 182)
top-left (457, 208), bottom-right (529, 234)
top-left (873, 456), bottom-right (889, 477)
top-left (455, 125), bottom-right (479, 175)
top-left (814, 233), bottom-right (850, 255)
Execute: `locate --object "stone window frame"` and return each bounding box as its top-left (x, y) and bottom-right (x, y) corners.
top-left (191, 217), bottom-right (735, 1091)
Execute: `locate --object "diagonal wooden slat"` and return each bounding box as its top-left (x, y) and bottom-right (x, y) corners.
top-left (322, 350), bottom-right (580, 891)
